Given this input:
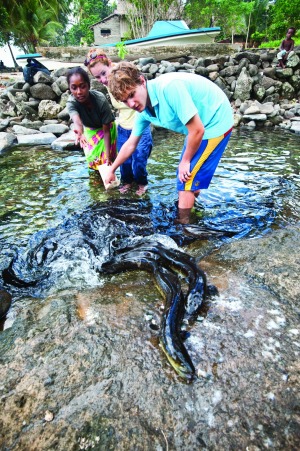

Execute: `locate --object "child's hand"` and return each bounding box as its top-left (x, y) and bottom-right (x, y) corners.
top-left (74, 129), bottom-right (81, 145)
top-left (105, 167), bottom-right (116, 185)
top-left (74, 130), bottom-right (88, 149)
top-left (178, 161), bottom-right (191, 183)
top-left (80, 136), bottom-right (88, 148)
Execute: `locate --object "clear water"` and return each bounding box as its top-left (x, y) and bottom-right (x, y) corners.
top-left (1, 128), bottom-right (299, 250)
top-left (0, 126), bottom-right (300, 324)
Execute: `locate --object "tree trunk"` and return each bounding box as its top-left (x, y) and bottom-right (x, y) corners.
top-left (6, 40), bottom-right (18, 68)
top-left (245, 12), bottom-right (251, 49)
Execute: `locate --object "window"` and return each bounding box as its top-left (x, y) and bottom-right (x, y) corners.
top-left (101, 29), bottom-right (111, 37)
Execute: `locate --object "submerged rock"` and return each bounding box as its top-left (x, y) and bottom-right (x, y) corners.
top-left (0, 289), bottom-right (11, 318)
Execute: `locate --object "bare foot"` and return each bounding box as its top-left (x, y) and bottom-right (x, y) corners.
top-left (136, 185), bottom-right (148, 196)
top-left (119, 183), bottom-right (132, 194)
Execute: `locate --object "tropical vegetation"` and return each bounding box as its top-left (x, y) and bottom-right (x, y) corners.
top-left (0, 0), bottom-right (299, 66)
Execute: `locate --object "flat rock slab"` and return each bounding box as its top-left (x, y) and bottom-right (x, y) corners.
top-left (17, 132), bottom-right (57, 145)
top-left (51, 130), bottom-right (78, 150)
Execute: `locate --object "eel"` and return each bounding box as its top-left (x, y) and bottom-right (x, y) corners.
top-left (113, 240), bottom-right (207, 318)
top-left (101, 248), bottom-right (197, 380)
top-left (0, 288), bottom-right (12, 319)
top-left (2, 260), bottom-right (40, 288)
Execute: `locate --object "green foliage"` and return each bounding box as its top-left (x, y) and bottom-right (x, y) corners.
top-left (116, 42), bottom-right (128, 59)
top-left (184, 0), bottom-right (211, 28)
top-left (1, 0), bottom-right (299, 53)
top-left (63, 18), bottom-right (95, 46)
top-left (0, 6), bottom-right (10, 46)
top-left (250, 31), bottom-right (267, 46)
top-left (267, 0), bottom-right (300, 40)
top-left (13, 0), bottom-right (63, 52)
top-left (122, 30), bottom-right (134, 41)
top-left (259, 30), bottom-right (300, 48)
top-left (0, 0), bottom-right (68, 51)
top-left (259, 39), bottom-right (281, 48)
top-left (124, 0), bottom-right (185, 39)
top-left (64, 0), bottom-right (114, 46)
top-left (184, 0), bottom-right (259, 41)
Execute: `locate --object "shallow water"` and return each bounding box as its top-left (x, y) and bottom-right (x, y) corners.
top-left (1, 128), bottom-right (299, 248)
top-left (0, 128), bottom-right (299, 285)
top-left (0, 126), bottom-right (299, 319)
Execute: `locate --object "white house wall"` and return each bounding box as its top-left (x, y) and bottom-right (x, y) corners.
top-left (119, 17), bottom-right (130, 37)
top-left (93, 17), bottom-right (122, 45)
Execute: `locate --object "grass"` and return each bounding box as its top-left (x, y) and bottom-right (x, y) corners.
top-left (259, 31), bottom-right (300, 49)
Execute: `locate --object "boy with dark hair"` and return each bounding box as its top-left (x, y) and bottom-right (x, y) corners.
top-left (277, 27), bottom-right (296, 69)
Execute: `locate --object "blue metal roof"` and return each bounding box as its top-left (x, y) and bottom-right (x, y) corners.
top-left (16, 53), bottom-right (42, 60)
top-left (102, 21), bottom-right (221, 47)
top-left (147, 20), bottom-right (190, 37)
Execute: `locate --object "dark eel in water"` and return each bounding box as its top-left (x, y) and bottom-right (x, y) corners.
top-left (101, 242), bottom-right (208, 380)
top-left (113, 240), bottom-right (207, 318)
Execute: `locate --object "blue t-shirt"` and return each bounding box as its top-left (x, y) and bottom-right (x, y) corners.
top-left (132, 72), bottom-right (233, 139)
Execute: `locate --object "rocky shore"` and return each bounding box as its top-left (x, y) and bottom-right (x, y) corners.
top-left (1, 48), bottom-right (300, 152)
top-left (0, 223), bottom-right (299, 450)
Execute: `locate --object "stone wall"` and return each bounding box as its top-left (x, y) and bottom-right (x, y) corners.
top-left (37, 43), bottom-right (242, 63)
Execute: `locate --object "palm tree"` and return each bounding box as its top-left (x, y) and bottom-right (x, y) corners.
top-left (11, 0), bottom-right (63, 52)
top-left (1, 0), bottom-right (70, 57)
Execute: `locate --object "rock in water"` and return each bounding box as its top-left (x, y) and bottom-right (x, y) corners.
top-left (0, 289), bottom-right (12, 318)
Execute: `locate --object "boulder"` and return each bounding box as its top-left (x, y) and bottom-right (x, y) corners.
top-left (30, 83), bottom-right (57, 100)
top-left (38, 100), bottom-right (63, 119)
top-left (39, 124), bottom-right (69, 135)
top-left (0, 289), bottom-right (12, 319)
top-left (281, 82), bottom-right (295, 99)
top-left (17, 132), bottom-right (57, 145)
top-left (234, 51), bottom-right (260, 64)
top-left (12, 125), bottom-right (40, 134)
top-left (286, 53), bottom-right (300, 69)
top-left (234, 67), bottom-right (253, 101)
top-left (0, 132), bottom-right (17, 152)
top-left (51, 130), bottom-right (78, 150)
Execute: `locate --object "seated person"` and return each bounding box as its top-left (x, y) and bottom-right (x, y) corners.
top-left (277, 27), bottom-right (296, 69)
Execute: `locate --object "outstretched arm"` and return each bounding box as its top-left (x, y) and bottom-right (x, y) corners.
top-left (105, 133), bottom-right (141, 184)
top-left (71, 113), bottom-right (88, 148)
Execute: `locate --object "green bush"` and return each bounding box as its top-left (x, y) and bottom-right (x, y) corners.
top-left (259, 30), bottom-right (300, 49)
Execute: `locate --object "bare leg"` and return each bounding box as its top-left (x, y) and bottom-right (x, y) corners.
top-left (178, 191), bottom-right (196, 209)
top-left (279, 58), bottom-right (285, 69)
top-left (177, 191), bottom-right (200, 224)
